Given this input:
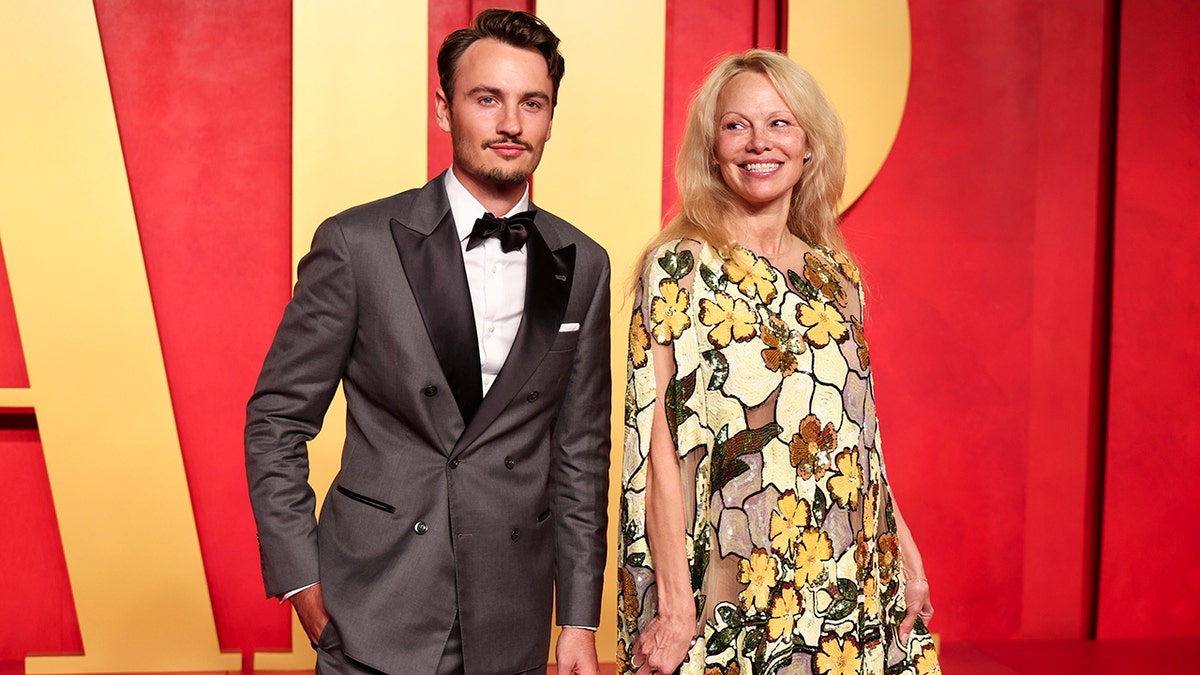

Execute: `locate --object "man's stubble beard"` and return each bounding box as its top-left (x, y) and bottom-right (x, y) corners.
top-left (452, 134), bottom-right (539, 187)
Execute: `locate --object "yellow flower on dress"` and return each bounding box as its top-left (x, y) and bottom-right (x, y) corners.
top-left (767, 583), bottom-right (800, 640)
top-left (914, 643), bottom-right (942, 674)
top-left (650, 278), bottom-right (691, 344)
top-left (803, 252), bottom-right (847, 306)
top-left (737, 549), bottom-right (779, 612)
top-left (833, 251), bottom-right (861, 284)
top-left (797, 298), bottom-right (848, 347)
top-left (769, 491), bottom-right (811, 556)
top-left (699, 292), bottom-right (758, 348)
top-left (863, 575), bottom-right (880, 618)
top-left (760, 314), bottom-right (805, 376)
top-left (827, 447), bottom-right (864, 509)
top-left (795, 528), bottom-right (833, 585)
top-left (723, 246), bottom-right (777, 303)
top-left (616, 638), bottom-right (630, 674)
top-left (618, 567), bottom-right (640, 625)
top-left (629, 309), bottom-right (650, 368)
top-left (854, 531), bottom-right (871, 580)
top-left (850, 316), bottom-right (870, 369)
top-left (790, 414), bottom-right (837, 479)
top-left (815, 634), bottom-right (862, 675)
top-left (863, 485), bottom-right (878, 539)
top-left (877, 532), bottom-right (900, 584)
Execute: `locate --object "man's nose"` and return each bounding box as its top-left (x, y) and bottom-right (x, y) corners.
top-left (497, 103), bottom-right (522, 137)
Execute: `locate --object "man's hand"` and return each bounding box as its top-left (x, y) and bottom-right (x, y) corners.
top-left (291, 582), bottom-right (330, 646)
top-left (555, 627), bottom-right (599, 675)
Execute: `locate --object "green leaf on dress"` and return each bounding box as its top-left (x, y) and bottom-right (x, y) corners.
top-left (702, 349), bottom-right (730, 390)
top-left (827, 598), bottom-right (857, 621)
top-left (658, 249), bottom-right (695, 280)
top-left (699, 263), bottom-right (727, 292)
top-left (836, 577), bottom-right (859, 599)
top-left (742, 628), bottom-right (763, 657)
top-left (787, 268), bottom-right (820, 301)
top-left (664, 369), bottom-right (698, 447)
top-left (812, 487), bottom-right (828, 526)
top-left (707, 627), bottom-right (739, 655)
top-left (628, 552), bottom-right (645, 566)
top-left (710, 422), bottom-right (784, 495)
top-left (715, 603), bottom-right (745, 628)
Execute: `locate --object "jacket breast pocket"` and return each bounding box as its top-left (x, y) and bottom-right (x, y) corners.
top-left (548, 328), bottom-right (580, 353)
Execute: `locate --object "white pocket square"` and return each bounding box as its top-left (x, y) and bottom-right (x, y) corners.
top-left (559, 322), bottom-right (580, 332)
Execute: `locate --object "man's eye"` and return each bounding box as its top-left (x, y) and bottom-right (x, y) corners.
top-left (523, 100), bottom-right (542, 110)
top-left (480, 96), bottom-right (497, 104)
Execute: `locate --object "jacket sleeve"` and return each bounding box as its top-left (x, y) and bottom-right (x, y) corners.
top-left (244, 217), bottom-right (357, 597)
top-left (551, 249), bottom-right (612, 627)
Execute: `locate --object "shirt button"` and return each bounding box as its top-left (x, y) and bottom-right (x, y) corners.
top-left (423, 385), bottom-right (437, 397)
top-left (488, 324), bottom-right (495, 334)
top-left (414, 521), bottom-right (428, 535)
top-left (504, 456), bottom-right (515, 470)
top-left (510, 528), bottom-right (520, 541)
top-left (526, 391), bottom-right (539, 402)
top-left (448, 459), bottom-right (459, 469)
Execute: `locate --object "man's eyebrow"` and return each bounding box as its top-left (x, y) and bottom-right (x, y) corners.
top-left (465, 85), bottom-right (550, 101)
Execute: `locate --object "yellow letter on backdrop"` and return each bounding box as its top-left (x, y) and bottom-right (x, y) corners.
top-left (0, 2), bottom-right (239, 672)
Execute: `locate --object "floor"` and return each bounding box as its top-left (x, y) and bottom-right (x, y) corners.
top-left (546, 637), bottom-right (1200, 673)
top-left (5, 638), bottom-right (1196, 675)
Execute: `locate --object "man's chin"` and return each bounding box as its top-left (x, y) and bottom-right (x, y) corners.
top-left (480, 168), bottom-right (532, 187)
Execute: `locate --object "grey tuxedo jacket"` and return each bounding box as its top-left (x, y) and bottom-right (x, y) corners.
top-left (245, 173), bottom-right (611, 674)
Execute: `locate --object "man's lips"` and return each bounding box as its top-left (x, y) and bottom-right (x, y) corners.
top-left (487, 141), bottom-right (532, 158)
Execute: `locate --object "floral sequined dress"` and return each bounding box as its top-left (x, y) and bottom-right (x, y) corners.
top-left (618, 239), bottom-right (940, 674)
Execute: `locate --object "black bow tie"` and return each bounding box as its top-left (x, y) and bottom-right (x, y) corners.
top-left (467, 210), bottom-right (535, 253)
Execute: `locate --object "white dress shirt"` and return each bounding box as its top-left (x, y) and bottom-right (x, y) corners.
top-left (444, 168), bottom-right (528, 396)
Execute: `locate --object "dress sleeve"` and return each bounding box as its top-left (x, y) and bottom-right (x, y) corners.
top-left (616, 240), bottom-right (710, 663)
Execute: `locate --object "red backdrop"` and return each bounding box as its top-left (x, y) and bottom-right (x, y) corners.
top-left (2, 0), bottom-right (1199, 662)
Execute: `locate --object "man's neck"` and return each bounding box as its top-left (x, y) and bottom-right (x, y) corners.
top-left (451, 165), bottom-right (528, 216)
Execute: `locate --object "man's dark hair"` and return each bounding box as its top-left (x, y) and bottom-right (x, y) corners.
top-left (437, 8), bottom-right (565, 110)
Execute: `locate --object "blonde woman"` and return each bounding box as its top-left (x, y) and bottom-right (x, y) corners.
top-left (618, 50), bottom-right (939, 675)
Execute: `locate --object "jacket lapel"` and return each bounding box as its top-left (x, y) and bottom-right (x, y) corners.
top-left (390, 178), bottom-right (483, 426)
top-left (453, 213), bottom-right (575, 454)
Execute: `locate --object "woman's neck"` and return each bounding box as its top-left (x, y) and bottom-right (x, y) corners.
top-left (726, 209), bottom-right (793, 257)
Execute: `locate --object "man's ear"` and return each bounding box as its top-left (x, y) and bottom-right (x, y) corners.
top-left (434, 88), bottom-right (451, 132)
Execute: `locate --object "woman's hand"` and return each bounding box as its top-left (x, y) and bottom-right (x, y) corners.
top-left (899, 577), bottom-right (933, 645)
top-left (631, 612), bottom-right (695, 674)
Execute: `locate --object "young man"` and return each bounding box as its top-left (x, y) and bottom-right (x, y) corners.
top-left (246, 10), bottom-right (610, 674)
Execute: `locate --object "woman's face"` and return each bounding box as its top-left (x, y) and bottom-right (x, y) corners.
top-left (714, 72), bottom-right (809, 216)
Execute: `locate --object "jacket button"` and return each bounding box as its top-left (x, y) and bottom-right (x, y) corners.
top-left (527, 391), bottom-right (539, 402)
top-left (448, 459), bottom-right (459, 469)
top-left (414, 521), bottom-right (428, 535)
top-left (510, 528), bottom-right (520, 541)
top-left (504, 456), bottom-right (515, 470)
top-left (423, 385), bottom-right (437, 397)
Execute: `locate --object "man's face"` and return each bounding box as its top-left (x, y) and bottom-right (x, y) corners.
top-left (435, 39), bottom-right (554, 195)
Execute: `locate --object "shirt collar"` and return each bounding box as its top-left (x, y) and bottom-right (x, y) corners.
top-left (444, 167), bottom-right (531, 244)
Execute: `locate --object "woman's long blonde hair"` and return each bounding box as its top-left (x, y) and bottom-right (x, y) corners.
top-left (637, 50), bottom-right (848, 276)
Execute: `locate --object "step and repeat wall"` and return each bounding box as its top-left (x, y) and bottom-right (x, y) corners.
top-left (1, 0), bottom-right (1197, 671)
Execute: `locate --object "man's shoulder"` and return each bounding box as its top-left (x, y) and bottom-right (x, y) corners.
top-left (327, 183), bottom-right (435, 228)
